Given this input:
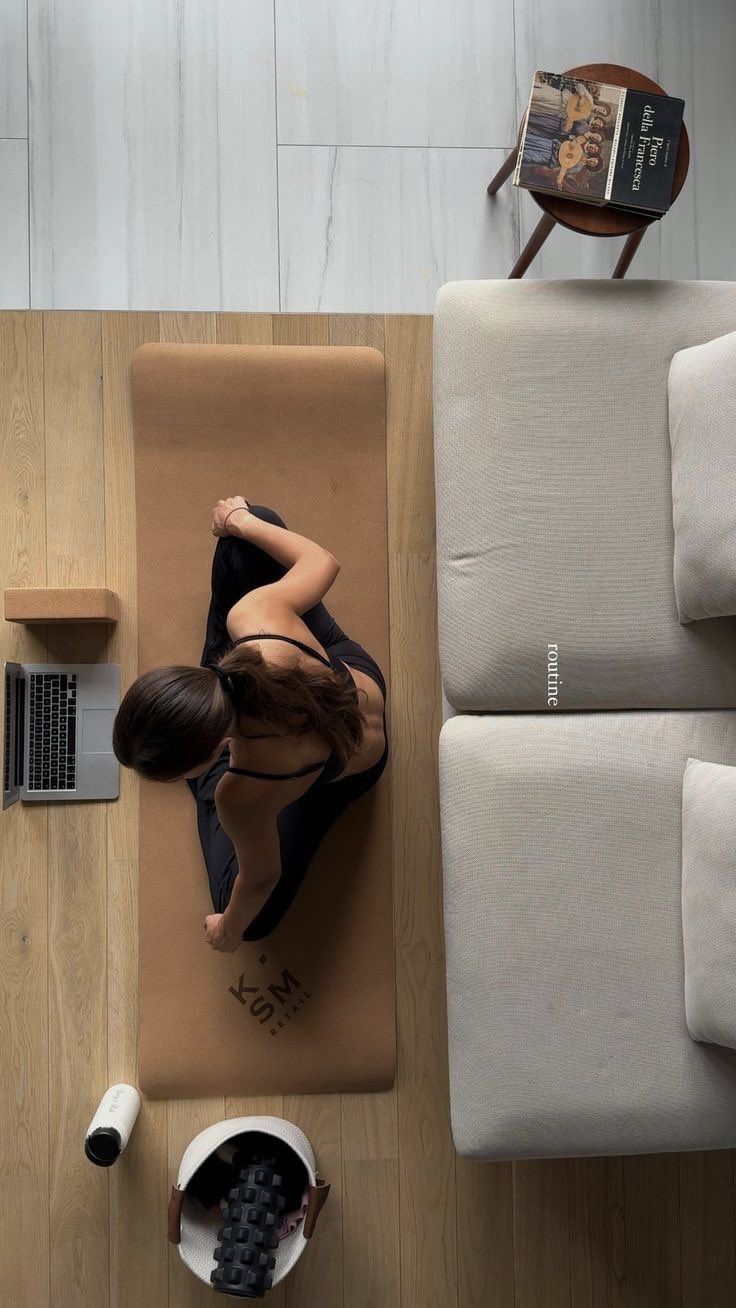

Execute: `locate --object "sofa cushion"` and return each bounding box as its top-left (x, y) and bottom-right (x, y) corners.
top-left (440, 710), bottom-right (736, 1159)
top-left (669, 330), bottom-right (736, 623)
top-left (434, 279), bottom-right (736, 711)
top-left (682, 757), bottom-right (736, 1049)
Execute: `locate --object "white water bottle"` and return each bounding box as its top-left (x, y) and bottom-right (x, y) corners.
top-left (85, 1084), bottom-right (141, 1167)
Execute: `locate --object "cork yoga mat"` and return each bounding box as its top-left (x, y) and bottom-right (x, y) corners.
top-left (132, 342), bottom-right (395, 1097)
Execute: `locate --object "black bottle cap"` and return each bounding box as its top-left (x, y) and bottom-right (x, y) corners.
top-left (85, 1127), bottom-right (122, 1167)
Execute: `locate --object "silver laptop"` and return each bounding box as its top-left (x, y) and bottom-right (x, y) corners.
top-left (3, 662), bottom-right (120, 808)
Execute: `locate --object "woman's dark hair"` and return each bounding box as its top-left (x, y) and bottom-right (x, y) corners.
top-left (113, 643), bottom-right (367, 781)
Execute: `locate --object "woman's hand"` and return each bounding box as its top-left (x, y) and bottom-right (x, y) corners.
top-left (203, 912), bottom-right (242, 953)
top-left (212, 496), bottom-right (251, 538)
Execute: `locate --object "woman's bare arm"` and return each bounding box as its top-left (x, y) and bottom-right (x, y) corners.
top-left (214, 500), bottom-right (340, 619)
top-left (223, 827), bottom-right (281, 937)
top-left (216, 781), bottom-right (283, 937)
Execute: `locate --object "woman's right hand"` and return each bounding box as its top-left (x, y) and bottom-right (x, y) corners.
top-left (212, 496), bottom-right (251, 537)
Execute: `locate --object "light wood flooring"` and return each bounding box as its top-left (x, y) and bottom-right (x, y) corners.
top-left (1, 312), bottom-right (734, 1307)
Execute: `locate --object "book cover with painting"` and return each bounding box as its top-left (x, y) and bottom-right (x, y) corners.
top-left (513, 71), bottom-right (684, 216)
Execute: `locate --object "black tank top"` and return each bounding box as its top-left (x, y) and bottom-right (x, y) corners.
top-left (224, 633), bottom-right (355, 786)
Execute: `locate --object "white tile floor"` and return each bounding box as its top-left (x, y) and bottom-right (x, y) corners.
top-left (2, 0), bottom-right (735, 311)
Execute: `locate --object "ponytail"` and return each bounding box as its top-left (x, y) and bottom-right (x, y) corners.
top-left (217, 641), bottom-right (366, 768)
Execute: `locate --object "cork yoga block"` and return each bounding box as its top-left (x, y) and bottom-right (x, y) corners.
top-left (4, 587), bottom-right (119, 624)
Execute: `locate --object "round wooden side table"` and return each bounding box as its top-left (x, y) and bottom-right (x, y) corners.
top-left (488, 62), bottom-right (690, 278)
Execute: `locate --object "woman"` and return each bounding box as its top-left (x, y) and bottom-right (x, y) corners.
top-left (113, 497), bottom-right (388, 953)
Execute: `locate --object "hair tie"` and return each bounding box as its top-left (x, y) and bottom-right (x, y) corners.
top-left (211, 664), bottom-right (235, 701)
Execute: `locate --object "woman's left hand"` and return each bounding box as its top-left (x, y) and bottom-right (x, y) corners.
top-left (203, 912), bottom-right (242, 953)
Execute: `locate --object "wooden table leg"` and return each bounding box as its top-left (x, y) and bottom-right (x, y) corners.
top-left (612, 227), bottom-right (646, 278)
top-left (509, 212), bottom-right (556, 279)
top-left (487, 146), bottom-right (519, 195)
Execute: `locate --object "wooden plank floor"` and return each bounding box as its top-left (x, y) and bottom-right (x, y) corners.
top-left (1, 311), bottom-right (734, 1308)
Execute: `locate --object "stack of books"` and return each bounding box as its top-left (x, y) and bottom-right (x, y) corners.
top-left (513, 70), bottom-right (685, 217)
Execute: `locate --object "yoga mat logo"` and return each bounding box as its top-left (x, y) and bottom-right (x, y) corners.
top-left (228, 953), bottom-right (312, 1038)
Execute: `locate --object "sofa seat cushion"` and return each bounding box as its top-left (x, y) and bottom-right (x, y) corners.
top-left (433, 279), bottom-right (736, 711)
top-left (440, 710), bottom-right (736, 1160)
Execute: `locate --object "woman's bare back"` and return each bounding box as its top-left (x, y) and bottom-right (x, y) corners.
top-left (218, 605), bottom-right (386, 811)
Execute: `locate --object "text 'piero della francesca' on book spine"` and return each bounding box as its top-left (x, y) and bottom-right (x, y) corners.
top-left (513, 70), bottom-right (684, 216)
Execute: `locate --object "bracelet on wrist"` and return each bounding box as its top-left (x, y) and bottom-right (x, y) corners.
top-left (223, 506), bottom-right (250, 533)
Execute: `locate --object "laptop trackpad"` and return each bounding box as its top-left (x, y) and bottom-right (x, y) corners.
top-left (82, 709), bottom-right (115, 753)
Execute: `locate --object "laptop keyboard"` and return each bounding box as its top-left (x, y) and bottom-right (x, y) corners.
top-left (28, 673), bottom-right (77, 791)
top-left (3, 674), bottom-right (10, 795)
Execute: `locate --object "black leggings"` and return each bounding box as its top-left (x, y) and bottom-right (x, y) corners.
top-left (186, 505), bottom-right (389, 940)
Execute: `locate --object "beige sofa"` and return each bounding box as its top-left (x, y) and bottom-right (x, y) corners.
top-left (433, 279), bottom-right (736, 1159)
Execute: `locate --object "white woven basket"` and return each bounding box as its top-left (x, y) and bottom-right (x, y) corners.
top-left (168, 1115), bottom-right (330, 1290)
